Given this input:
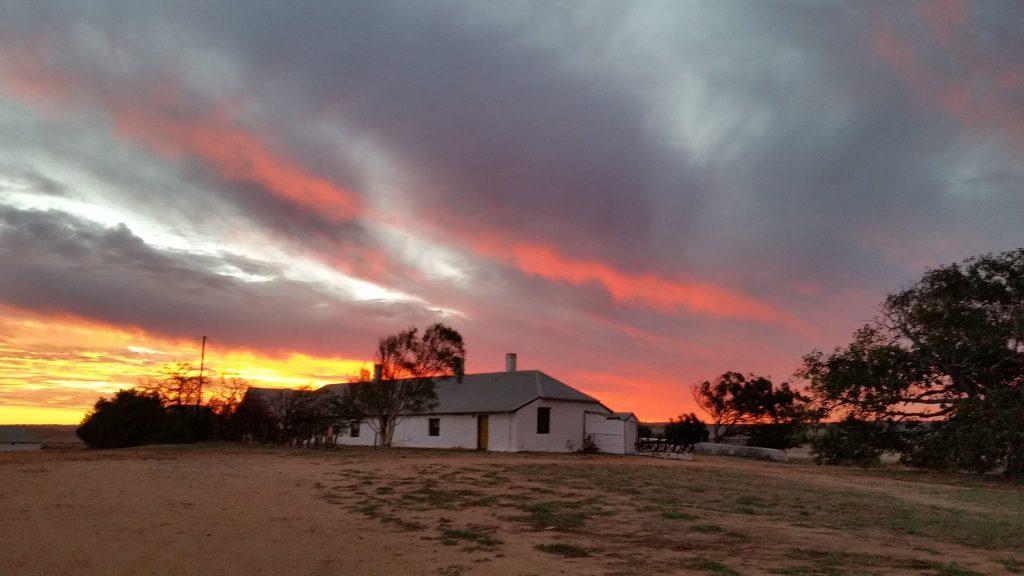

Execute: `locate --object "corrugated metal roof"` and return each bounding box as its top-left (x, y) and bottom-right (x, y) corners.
top-left (609, 412), bottom-right (638, 421)
top-left (0, 425), bottom-right (42, 444)
top-left (248, 370), bottom-right (604, 415)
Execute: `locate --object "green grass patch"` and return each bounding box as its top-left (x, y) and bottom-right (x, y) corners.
top-left (690, 523), bottom-right (726, 534)
top-left (440, 525), bottom-right (502, 548)
top-left (535, 543), bottom-right (590, 557)
top-left (684, 558), bottom-right (740, 575)
top-left (514, 499), bottom-right (600, 531)
top-left (660, 509), bottom-right (699, 520)
top-left (932, 564), bottom-right (985, 576)
top-left (1002, 558), bottom-right (1024, 574)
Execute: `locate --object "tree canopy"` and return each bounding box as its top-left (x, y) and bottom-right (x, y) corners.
top-left (340, 323), bottom-right (466, 447)
top-left (77, 389), bottom-right (168, 448)
top-left (692, 372), bottom-right (811, 447)
top-left (801, 248), bottom-right (1024, 476)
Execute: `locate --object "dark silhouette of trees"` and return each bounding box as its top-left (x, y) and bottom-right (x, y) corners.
top-left (143, 362), bottom-right (202, 407)
top-left (340, 323), bottom-right (465, 447)
top-left (692, 372), bottom-right (812, 446)
top-left (665, 413), bottom-right (708, 449)
top-left (77, 365), bottom-right (252, 448)
top-left (77, 389), bottom-right (167, 448)
top-left (802, 248), bottom-right (1024, 477)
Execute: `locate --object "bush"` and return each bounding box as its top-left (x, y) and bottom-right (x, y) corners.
top-left (665, 413), bottom-right (709, 448)
top-left (747, 422), bottom-right (804, 450)
top-left (810, 417), bottom-right (896, 466)
top-left (900, 393), bottom-right (1024, 475)
top-left (77, 389), bottom-right (167, 449)
top-left (579, 434), bottom-right (599, 453)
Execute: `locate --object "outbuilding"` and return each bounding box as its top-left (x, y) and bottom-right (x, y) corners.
top-left (0, 426), bottom-right (43, 452)
top-left (584, 412), bottom-right (639, 454)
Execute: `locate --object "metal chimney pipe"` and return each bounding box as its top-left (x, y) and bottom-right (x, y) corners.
top-left (505, 353), bottom-right (517, 373)
top-left (373, 363), bottom-right (383, 382)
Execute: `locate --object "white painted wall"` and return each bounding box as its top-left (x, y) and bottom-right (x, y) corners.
top-left (335, 418), bottom-right (380, 447)
top-left (623, 418), bottom-right (637, 454)
top-left (583, 413), bottom-right (638, 454)
top-left (392, 414), bottom-right (476, 449)
top-left (0, 442), bottom-right (42, 452)
top-left (334, 413), bottom-right (515, 451)
top-left (331, 400), bottom-right (610, 453)
top-left (514, 399), bottom-right (610, 452)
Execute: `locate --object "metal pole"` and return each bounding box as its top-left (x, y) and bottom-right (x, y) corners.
top-left (197, 336), bottom-right (206, 411)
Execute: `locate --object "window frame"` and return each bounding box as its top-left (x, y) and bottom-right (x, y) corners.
top-left (428, 417), bottom-right (440, 437)
top-left (537, 407), bottom-right (551, 435)
top-left (350, 420), bottom-right (360, 438)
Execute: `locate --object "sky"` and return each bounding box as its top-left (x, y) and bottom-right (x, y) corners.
top-left (1, 1), bottom-right (1022, 424)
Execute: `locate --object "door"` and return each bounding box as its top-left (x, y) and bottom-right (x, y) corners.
top-left (476, 415), bottom-right (489, 450)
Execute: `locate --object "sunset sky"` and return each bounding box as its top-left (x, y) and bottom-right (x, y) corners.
top-left (1, 1), bottom-right (1023, 424)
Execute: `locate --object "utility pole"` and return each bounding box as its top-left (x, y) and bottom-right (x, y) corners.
top-left (196, 336), bottom-right (207, 420)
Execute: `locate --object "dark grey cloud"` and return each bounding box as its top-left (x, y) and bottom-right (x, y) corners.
top-left (0, 206), bottom-right (438, 356)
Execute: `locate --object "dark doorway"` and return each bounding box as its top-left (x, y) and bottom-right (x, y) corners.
top-left (476, 415), bottom-right (489, 450)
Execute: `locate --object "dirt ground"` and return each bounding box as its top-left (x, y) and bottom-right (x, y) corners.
top-left (1, 445), bottom-right (1022, 576)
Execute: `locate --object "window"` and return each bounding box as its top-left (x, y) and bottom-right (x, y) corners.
top-left (428, 418), bottom-right (440, 437)
top-left (537, 407), bottom-right (550, 434)
top-left (350, 421), bottom-right (360, 438)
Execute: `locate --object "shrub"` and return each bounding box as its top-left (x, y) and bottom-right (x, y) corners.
top-left (77, 389), bottom-right (167, 449)
top-left (665, 413), bottom-right (709, 448)
top-left (747, 422), bottom-right (805, 450)
top-left (810, 417), bottom-right (896, 466)
top-left (579, 434), bottom-right (599, 453)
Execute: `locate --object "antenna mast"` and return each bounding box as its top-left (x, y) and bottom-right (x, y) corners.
top-left (197, 336), bottom-right (207, 411)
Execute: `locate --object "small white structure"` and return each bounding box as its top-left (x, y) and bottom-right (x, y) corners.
top-left (0, 426), bottom-right (43, 452)
top-left (249, 354), bottom-right (638, 454)
top-left (584, 412), bottom-right (639, 454)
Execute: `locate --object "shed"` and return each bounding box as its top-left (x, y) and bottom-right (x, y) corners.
top-left (584, 412), bottom-right (639, 454)
top-left (0, 426), bottom-right (43, 452)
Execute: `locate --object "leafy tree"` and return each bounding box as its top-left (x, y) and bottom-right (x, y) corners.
top-left (637, 423), bottom-right (654, 439)
top-left (802, 248), bottom-right (1024, 477)
top-left (664, 413), bottom-right (708, 449)
top-left (77, 389), bottom-right (166, 448)
top-left (340, 324), bottom-right (465, 447)
top-left (809, 417), bottom-right (900, 466)
top-left (748, 382), bottom-right (815, 449)
top-left (230, 391), bottom-right (279, 443)
top-left (692, 372), bottom-right (812, 445)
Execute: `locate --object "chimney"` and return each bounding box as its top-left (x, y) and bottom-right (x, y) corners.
top-left (505, 353), bottom-right (517, 373)
top-left (373, 363), bottom-right (383, 382)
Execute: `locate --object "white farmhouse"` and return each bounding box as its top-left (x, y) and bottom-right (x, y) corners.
top-left (251, 354), bottom-right (638, 454)
top-left (0, 426), bottom-right (43, 452)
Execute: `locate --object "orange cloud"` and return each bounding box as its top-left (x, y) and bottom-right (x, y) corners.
top-left (0, 38), bottom-right (76, 109)
top-left (872, 3), bottom-right (1024, 158)
top-left (0, 42), bottom-right (361, 221)
top-left (507, 243), bottom-right (806, 331)
top-left (915, 0), bottom-right (968, 47)
top-left (112, 103), bottom-right (362, 220)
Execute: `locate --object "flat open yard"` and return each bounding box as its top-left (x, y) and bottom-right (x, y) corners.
top-left (2, 445), bottom-right (1022, 576)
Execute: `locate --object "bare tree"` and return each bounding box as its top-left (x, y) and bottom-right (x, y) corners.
top-left (143, 362), bottom-right (201, 407)
top-left (261, 386), bottom-right (339, 446)
top-left (340, 324), bottom-right (465, 447)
